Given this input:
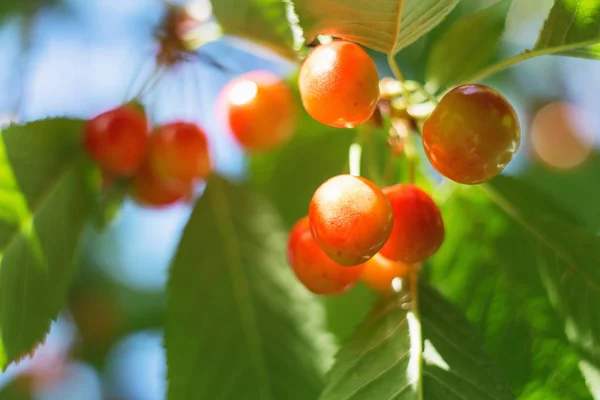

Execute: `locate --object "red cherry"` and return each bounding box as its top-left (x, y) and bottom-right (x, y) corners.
top-left (132, 165), bottom-right (192, 208)
top-left (84, 105), bottom-right (148, 176)
top-left (309, 175), bottom-right (393, 266)
top-left (218, 71), bottom-right (297, 152)
top-left (149, 122), bottom-right (211, 183)
top-left (379, 184), bottom-right (444, 264)
top-left (423, 84), bottom-right (520, 184)
top-left (299, 41), bottom-right (380, 128)
top-left (361, 253), bottom-right (409, 293)
top-left (287, 217), bottom-right (364, 295)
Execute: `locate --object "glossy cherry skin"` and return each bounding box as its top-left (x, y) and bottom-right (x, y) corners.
top-left (132, 165), bottom-right (192, 208)
top-left (379, 184), bottom-right (444, 264)
top-left (287, 217), bottom-right (364, 295)
top-left (84, 105), bottom-right (148, 176)
top-left (361, 253), bottom-right (409, 293)
top-left (219, 71), bottom-right (297, 152)
top-left (309, 175), bottom-right (393, 266)
top-left (149, 122), bottom-right (211, 184)
top-left (299, 41), bottom-right (380, 128)
top-left (423, 84), bottom-right (520, 184)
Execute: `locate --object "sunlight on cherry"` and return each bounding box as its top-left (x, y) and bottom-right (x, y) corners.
top-left (308, 47), bottom-right (338, 76)
top-left (530, 101), bottom-right (595, 170)
top-left (228, 80), bottom-right (258, 106)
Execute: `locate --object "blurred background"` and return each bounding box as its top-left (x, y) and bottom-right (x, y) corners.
top-left (0, 0), bottom-right (598, 399)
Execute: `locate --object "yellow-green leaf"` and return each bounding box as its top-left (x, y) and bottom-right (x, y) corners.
top-left (294, 0), bottom-right (461, 55)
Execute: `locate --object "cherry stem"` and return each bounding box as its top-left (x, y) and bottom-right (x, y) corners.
top-left (137, 67), bottom-right (167, 100)
top-left (407, 265), bottom-right (424, 399)
top-left (344, 126), bottom-right (370, 176)
top-left (405, 137), bottom-right (416, 184)
top-left (349, 143), bottom-right (362, 176)
top-left (459, 38), bottom-right (600, 86)
top-left (383, 152), bottom-right (396, 187)
top-left (387, 54), bottom-right (410, 100)
top-left (391, 119), bottom-right (416, 184)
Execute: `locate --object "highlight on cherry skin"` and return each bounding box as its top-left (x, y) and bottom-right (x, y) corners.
top-left (287, 217), bottom-right (364, 295)
top-left (84, 105), bottom-right (149, 177)
top-left (218, 70), bottom-right (298, 152)
top-left (423, 84), bottom-right (520, 185)
top-left (379, 184), bottom-right (444, 264)
top-left (309, 174), bottom-right (393, 266)
top-left (361, 253), bottom-right (410, 294)
top-left (149, 121), bottom-right (211, 184)
top-left (299, 40), bottom-right (380, 128)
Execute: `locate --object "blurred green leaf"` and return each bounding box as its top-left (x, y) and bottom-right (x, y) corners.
top-left (320, 281), bottom-right (514, 399)
top-left (0, 378), bottom-right (32, 400)
top-left (522, 154), bottom-right (600, 231)
top-left (67, 257), bottom-right (166, 370)
top-left (487, 176), bottom-right (600, 397)
top-left (0, 0), bottom-right (59, 21)
top-left (0, 119), bottom-right (94, 370)
top-left (211, 0), bottom-right (298, 58)
top-left (534, 0), bottom-right (600, 59)
top-left (428, 184), bottom-right (593, 398)
top-left (426, 0), bottom-right (511, 92)
top-left (92, 178), bottom-right (129, 231)
top-left (324, 283), bottom-right (377, 344)
top-left (249, 109), bottom-right (355, 228)
top-left (293, 0), bottom-right (461, 54)
top-left (166, 175), bottom-right (336, 400)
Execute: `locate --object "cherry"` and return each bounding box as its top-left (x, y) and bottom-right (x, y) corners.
top-left (218, 71), bottom-right (297, 152)
top-left (379, 184), bottom-right (444, 264)
top-left (84, 105), bottom-right (148, 176)
top-left (132, 164), bottom-right (192, 208)
top-left (299, 40), bottom-right (380, 128)
top-left (422, 84), bottom-right (520, 184)
top-left (149, 122), bottom-right (211, 183)
top-left (309, 175), bottom-right (393, 266)
top-left (287, 217), bottom-right (364, 295)
top-left (361, 253), bottom-right (409, 293)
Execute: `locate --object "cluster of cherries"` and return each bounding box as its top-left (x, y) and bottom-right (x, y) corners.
top-left (85, 106), bottom-right (211, 207)
top-left (84, 70), bottom-right (298, 207)
top-left (83, 37), bottom-right (520, 295)
top-left (288, 40), bottom-right (520, 295)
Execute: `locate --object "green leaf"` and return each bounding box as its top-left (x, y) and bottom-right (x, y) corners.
top-left (211, 0), bottom-right (298, 58)
top-left (320, 280), bottom-right (514, 399)
top-left (166, 175), bottom-right (336, 400)
top-left (428, 185), bottom-right (593, 398)
top-left (0, 378), bottom-right (32, 400)
top-left (293, 0), bottom-right (461, 54)
top-left (486, 176), bottom-right (600, 397)
top-left (522, 154), bottom-right (600, 231)
top-left (534, 0), bottom-right (600, 59)
top-left (249, 109), bottom-right (355, 228)
top-left (425, 0), bottom-right (511, 92)
top-left (0, 0), bottom-right (59, 21)
top-left (0, 119), bottom-right (94, 369)
top-left (324, 283), bottom-right (377, 343)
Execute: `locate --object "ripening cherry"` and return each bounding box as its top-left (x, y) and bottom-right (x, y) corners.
top-left (132, 165), bottom-right (192, 208)
top-left (287, 217), bottom-right (364, 295)
top-left (309, 175), bottom-right (393, 266)
top-left (299, 40), bottom-right (380, 128)
top-left (149, 122), bottom-right (211, 183)
top-left (423, 84), bottom-right (520, 184)
top-left (218, 71), bottom-right (297, 152)
top-left (84, 105), bottom-right (148, 176)
top-left (361, 253), bottom-right (409, 293)
top-left (379, 184), bottom-right (444, 264)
